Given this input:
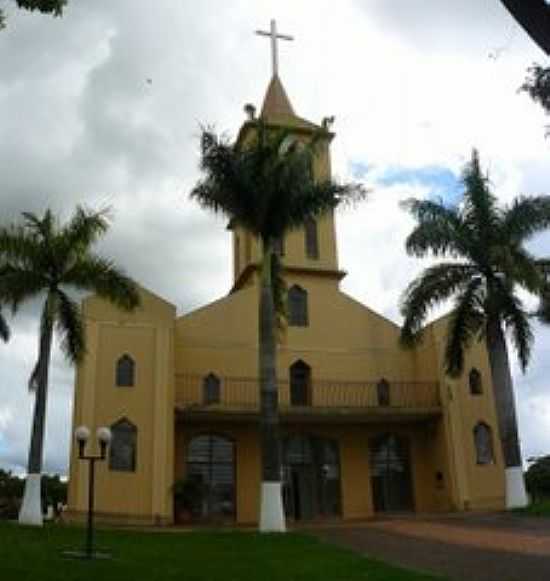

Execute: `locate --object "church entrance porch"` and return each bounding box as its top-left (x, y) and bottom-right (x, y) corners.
top-left (174, 418), bottom-right (449, 526)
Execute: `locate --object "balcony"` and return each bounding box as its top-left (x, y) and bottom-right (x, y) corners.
top-left (175, 375), bottom-right (442, 423)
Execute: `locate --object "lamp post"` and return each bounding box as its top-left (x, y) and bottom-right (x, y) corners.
top-left (64, 425), bottom-right (111, 560)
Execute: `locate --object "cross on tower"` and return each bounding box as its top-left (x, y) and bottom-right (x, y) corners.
top-left (255, 19), bottom-right (294, 77)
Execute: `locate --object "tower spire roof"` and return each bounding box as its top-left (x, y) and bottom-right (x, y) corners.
top-left (260, 74), bottom-right (295, 119)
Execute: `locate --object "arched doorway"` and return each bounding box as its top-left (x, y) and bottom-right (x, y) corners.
top-left (282, 434), bottom-right (341, 521)
top-left (369, 433), bottom-right (414, 512)
top-left (290, 360), bottom-right (311, 406)
top-left (185, 434), bottom-right (235, 521)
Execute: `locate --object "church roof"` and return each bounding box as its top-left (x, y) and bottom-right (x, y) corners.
top-left (260, 74), bottom-right (295, 118)
top-left (259, 74), bottom-right (321, 131)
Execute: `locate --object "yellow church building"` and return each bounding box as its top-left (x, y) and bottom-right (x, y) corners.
top-left (67, 70), bottom-right (506, 527)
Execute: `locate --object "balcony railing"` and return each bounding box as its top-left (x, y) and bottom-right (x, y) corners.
top-left (176, 375), bottom-right (441, 414)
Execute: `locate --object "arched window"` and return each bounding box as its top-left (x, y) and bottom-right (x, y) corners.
top-left (186, 434), bottom-right (235, 520)
top-left (474, 422), bottom-right (494, 465)
top-left (369, 433), bottom-right (414, 512)
top-left (377, 379), bottom-right (390, 407)
top-left (109, 418), bottom-right (137, 472)
top-left (116, 354), bottom-right (135, 387)
top-left (203, 373), bottom-right (221, 405)
top-left (282, 435), bottom-right (341, 519)
top-left (290, 360), bottom-right (311, 406)
top-left (305, 218), bottom-right (319, 259)
top-left (288, 285), bottom-right (308, 327)
top-left (469, 368), bottom-right (483, 395)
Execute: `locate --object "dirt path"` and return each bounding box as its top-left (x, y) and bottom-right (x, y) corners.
top-left (311, 514), bottom-right (550, 581)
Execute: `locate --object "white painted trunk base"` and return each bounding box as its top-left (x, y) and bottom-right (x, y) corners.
top-left (18, 473), bottom-right (43, 526)
top-left (505, 467), bottom-right (528, 509)
top-left (259, 482), bottom-right (286, 533)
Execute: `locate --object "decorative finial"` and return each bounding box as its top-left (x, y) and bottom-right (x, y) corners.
top-left (244, 103), bottom-right (256, 120)
top-left (322, 116), bottom-right (335, 130)
top-left (255, 19), bottom-right (294, 77)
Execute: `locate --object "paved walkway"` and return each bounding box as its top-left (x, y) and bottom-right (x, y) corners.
top-left (311, 513), bottom-right (550, 581)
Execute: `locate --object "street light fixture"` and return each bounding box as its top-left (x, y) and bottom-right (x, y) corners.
top-left (63, 425), bottom-right (112, 560)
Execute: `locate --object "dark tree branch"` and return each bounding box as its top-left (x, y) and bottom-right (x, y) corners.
top-left (501, 0), bottom-right (550, 55)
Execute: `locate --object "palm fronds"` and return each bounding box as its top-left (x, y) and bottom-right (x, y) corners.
top-left (400, 263), bottom-right (476, 346)
top-left (191, 122), bottom-right (367, 241)
top-left (15, 0), bottom-right (67, 17)
top-left (503, 196), bottom-right (550, 244)
top-left (520, 64), bottom-right (550, 113)
top-left (400, 149), bottom-right (550, 377)
top-left (401, 198), bottom-right (464, 258)
top-left (64, 254), bottom-right (139, 311)
top-left (0, 264), bottom-right (47, 314)
top-left (444, 277), bottom-right (485, 376)
top-left (491, 281), bottom-right (533, 372)
top-left (461, 150), bottom-right (501, 248)
top-left (55, 289), bottom-right (85, 364)
top-left (0, 205), bottom-right (140, 374)
top-left (60, 206), bottom-right (110, 262)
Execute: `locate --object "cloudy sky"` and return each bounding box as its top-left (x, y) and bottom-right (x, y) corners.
top-left (0, 0), bottom-right (549, 475)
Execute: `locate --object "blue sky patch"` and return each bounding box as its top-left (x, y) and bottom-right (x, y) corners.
top-left (351, 162), bottom-right (370, 180)
top-left (380, 166), bottom-right (462, 202)
top-left (352, 162), bottom-right (463, 204)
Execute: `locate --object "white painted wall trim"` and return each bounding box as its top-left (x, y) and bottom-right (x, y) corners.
top-left (505, 466), bottom-right (528, 509)
top-left (18, 474), bottom-right (43, 526)
top-left (259, 482), bottom-right (286, 532)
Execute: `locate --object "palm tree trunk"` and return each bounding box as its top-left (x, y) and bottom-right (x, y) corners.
top-left (258, 241), bottom-right (285, 532)
top-left (486, 318), bottom-right (528, 508)
top-left (18, 298), bottom-right (54, 526)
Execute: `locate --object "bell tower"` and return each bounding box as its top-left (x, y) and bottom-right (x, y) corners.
top-left (230, 21), bottom-right (346, 293)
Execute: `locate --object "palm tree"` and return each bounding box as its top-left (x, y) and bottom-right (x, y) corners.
top-left (400, 149), bottom-right (550, 508)
top-left (0, 206), bottom-right (140, 526)
top-left (521, 63), bottom-right (550, 136)
top-left (191, 123), bottom-right (365, 531)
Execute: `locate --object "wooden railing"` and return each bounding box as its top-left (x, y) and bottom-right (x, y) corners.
top-left (176, 375), bottom-right (441, 412)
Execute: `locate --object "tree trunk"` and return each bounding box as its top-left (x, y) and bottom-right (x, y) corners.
top-left (486, 317), bottom-right (528, 508)
top-left (258, 241), bottom-right (285, 532)
top-left (18, 297), bottom-right (54, 526)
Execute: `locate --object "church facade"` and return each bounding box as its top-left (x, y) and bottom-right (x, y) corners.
top-left (67, 73), bottom-right (506, 526)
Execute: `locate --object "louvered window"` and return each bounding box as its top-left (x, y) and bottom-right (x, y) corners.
top-left (288, 285), bottom-right (308, 327)
top-left (305, 218), bottom-right (319, 259)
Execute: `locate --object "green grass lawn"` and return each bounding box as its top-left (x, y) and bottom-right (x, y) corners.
top-left (514, 500), bottom-right (550, 517)
top-left (0, 521), bottom-right (444, 581)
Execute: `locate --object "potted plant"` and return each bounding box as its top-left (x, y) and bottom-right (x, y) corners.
top-left (172, 477), bottom-right (205, 524)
